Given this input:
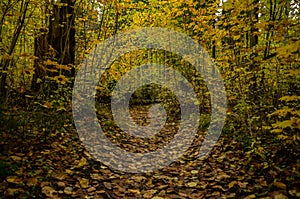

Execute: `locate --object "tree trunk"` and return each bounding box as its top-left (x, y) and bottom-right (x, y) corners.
top-left (31, 29), bottom-right (48, 92)
top-left (48, 0), bottom-right (76, 77)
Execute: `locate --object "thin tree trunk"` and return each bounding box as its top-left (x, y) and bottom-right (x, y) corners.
top-left (0, 0), bottom-right (30, 97)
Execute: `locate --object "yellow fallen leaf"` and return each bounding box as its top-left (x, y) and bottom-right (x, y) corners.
top-left (187, 182), bottom-right (197, 187)
top-left (76, 157), bottom-right (87, 168)
top-left (274, 194), bottom-right (288, 199)
top-left (228, 181), bottom-right (237, 188)
top-left (41, 150), bottom-right (51, 155)
top-left (191, 170), bottom-right (199, 174)
top-left (65, 169), bottom-right (73, 174)
top-left (79, 178), bottom-right (89, 188)
top-left (128, 189), bottom-right (140, 194)
top-left (10, 156), bottom-right (22, 162)
top-left (143, 189), bottom-right (157, 198)
top-left (6, 176), bottom-right (22, 184)
top-left (274, 181), bottom-right (287, 190)
top-left (42, 186), bottom-right (57, 198)
top-left (247, 194), bottom-right (256, 198)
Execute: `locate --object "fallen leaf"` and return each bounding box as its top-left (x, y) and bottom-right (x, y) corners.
top-left (76, 157), bottom-right (87, 168)
top-left (87, 187), bottom-right (96, 192)
top-left (274, 194), bottom-right (288, 199)
top-left (143, 189), bottom-right (157, 198)
top-left (237, 181), bottom-right (248, 188)
top-left (128, 189), bottom-right (140, 194)
top-left (51, 172), bottom-right (67, 181)
top-left (10, 156), bottom-right (22, 162)
top-left (64, 187), bottom-right (73, 195)
top-left (187, 181), bottom-right (197, 187)
top-left (65, 169), bottom-right (73, 175)
top-left (103, 182), bottom-right (112, 189)
top-left (26, 177), bottom-right (38, 187)
top-left (57, 181), bottom-right (66, 188)
top-left (5, 188), bottom-right (24, 196)
top-left (228, 181), bottom-right (237, 188)
top-left (131, 175), bottom-right (147, 182)
top-left (79, 178), bottom-right (89, 188)
top-left (6, 176), bottom-right (22, 184)
top-left (42, 186), bottom-right (57, 198)
top-left (191, 170), bottom-right (199, 174)
top-left (289, 187), bottom-right (300, 197)
top-left (245, 194), bottom-right (256, 199)
top-left (40, 181), bottom-right (50, 187)
top-left (274, 181), bottom-right (287, 190)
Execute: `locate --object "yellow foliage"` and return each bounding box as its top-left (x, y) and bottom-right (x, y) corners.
top-left (279, 96), bottom-right (300, 102)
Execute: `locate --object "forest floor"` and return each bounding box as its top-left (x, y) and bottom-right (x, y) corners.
top-left (0, 104), bottom-right (299, 199)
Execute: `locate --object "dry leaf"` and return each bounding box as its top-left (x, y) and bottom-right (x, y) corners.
top-left (191, 170), bottom-right (199, 174)
top-left (87, 187), bottom-right (96, 192)
top-left (237, 181), bottom-right (248, 188)
top-left (228, 181), bottom-right (237, 188)
top-left (5, 188), bottom-right (24, 196)
top-left (187, 181), bottom-right (197, 187)
top-left (64, 187), bottom-right (73, 195)
top-left (57, 181), bottom-right (66, 188)
top-left (143, 189), bottom-right (157, 198)
top-left (6, 176), bottom-right (22, 184)
top-left (51, 172), bottom-right (67, 181)
top-left (103, 182), bottom-right (112, 189)
top-left (10, 156), bottom-right (22, 162)
top-left (76, 157), bottom-right (87, 168)
top-left (128, 189), bottom-right (140, 194)
top-left (65, 169), bottom-right (73, 174)
top-left (274, 194), bottom-right (288, 199)
top-left (274, 181), bottom-right (287, 190)
top-left (79, 178), bottom-right (89, 188)
top-left (26, 177), bottom-right (38, 187)
top-left (42, 186), bottom-right (57, 198)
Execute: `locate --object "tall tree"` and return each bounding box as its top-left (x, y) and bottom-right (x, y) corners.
top-left (48, 0), bottom-right (76, 75)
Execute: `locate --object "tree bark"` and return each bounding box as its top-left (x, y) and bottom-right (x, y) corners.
top-left (48, 0), bottom-right (76, 77)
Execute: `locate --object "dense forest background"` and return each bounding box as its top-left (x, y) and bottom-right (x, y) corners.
top-left (0, 0), bottom-right (299, 198)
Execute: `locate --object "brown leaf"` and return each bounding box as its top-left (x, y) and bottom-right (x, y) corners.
top-left (64, 187), bottom-right (73, 195)
top-left (10, 156), bottom-right (22, 162)
top-left (131, 175), bottom-right (147, 182)
top-left (57, 181), bottom-right (66, 188)
top-left (103, 182), bottom-right (112, 190)
top-left (51, 172), bottom-right (67, 181)
top-left (143, 189), bottom-right (157, 198)
top-left (6, 176), bottom-right (22, 184)
top-left (26, 177), bottom-right (38, 187)
top-left (40, 181), bottom-right (50, 187)
top-left (274, 194), bottom-right (288, 199)
top-left (87, 187), bottom-right (96, 192)
top-left (5, 188), bottom-right (24, 197)
top-left (237, 181), bottom-right (248, 188)
top-left (187, 181), bottom-right (197, 187)
top-left (42, 186), bottom-right (57, 198)
top-left (274, 182), bottom-right (287, 190)
top-left (228, 181), bottom-right (237, 188)
top-left (128, 189), bottom-right (140, 194)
